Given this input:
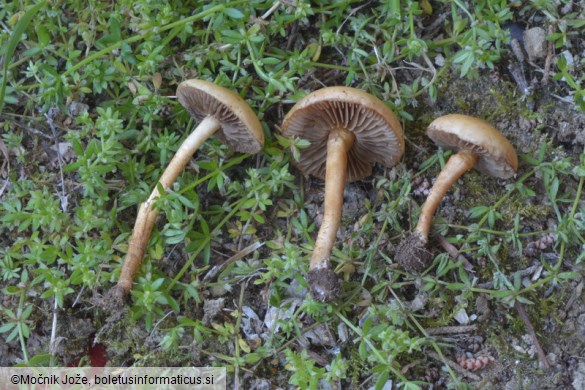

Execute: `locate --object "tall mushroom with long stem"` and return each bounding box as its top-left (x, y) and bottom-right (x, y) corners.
top-left (281, 87), bottom-right (404, 301)
top-left (107, 79), bottom-right (264, 306)
top-left (395, 114), bottom-right (518, 272)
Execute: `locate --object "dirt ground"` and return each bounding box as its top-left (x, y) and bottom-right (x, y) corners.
top-left (391, 64), bottom-right (585, 389)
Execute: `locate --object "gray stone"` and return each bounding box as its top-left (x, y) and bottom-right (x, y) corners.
top-left (523, 27), bottom-right (547, 58)
top-left (572, 362), bottom-right (585, 389)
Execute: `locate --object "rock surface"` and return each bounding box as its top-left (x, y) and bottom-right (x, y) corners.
top-left (523, 27), bottom-right (547, 58)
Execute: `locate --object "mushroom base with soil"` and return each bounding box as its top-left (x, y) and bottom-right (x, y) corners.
top-left (394, 233), bottom-right (433, 273)
top-left (395, 150), bottom-right (478, 272)
top-left (102, 284), bottom-right (130, 311)
top-left (307, 268), bottom-right (342, 302)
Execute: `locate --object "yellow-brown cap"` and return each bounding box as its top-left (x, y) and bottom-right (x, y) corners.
top-left (427, 114), bottom-right (518, 179)
top-left (177, 79), bottom-right (264, 153)
top-left (281, 87), bottom-right (404, 181)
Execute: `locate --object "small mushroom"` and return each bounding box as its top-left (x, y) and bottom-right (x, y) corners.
top-left (281, 87), bottom-right (404, 301)
top-left (108, 79), bottom-right (264, 306)
top-left (395, 114), bottom-right (518, 272)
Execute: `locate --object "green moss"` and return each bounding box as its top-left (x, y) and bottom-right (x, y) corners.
top-left (132, 348), bottom-right (189, 367)
top-left (504, 197), bottom-right (552, 223)
top-left (100, 312), bottom-right (192, 366)
top-left (535, 294), bottom-right (566, 328)
top-left (454, 98), bottom-right (472, 111)
top-left (459, 174), bottom-right (500, 210)
top-left (423, 295), bottom-right (457, 328)
top-left (98, 315), bottom-right (140, 355)
top-left (346, 344), bottom-right (371, 384)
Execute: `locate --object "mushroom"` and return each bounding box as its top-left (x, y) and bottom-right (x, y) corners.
top-left (395, 114), bottom-right (518, 272)
top-left (281, 86), bottom-right (404, 301)
top-left (108, 79), bottom-right (264, 305)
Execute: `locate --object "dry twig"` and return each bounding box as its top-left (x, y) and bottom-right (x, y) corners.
top-left (542, 25), bottom-right (555, 85)
top-left (514, 300), bottom-right (550, 369)
top-left (0, 138), bottom-right (9, 198)
top-left (427, 351), bottom-right (481, 381)
top-left (202, 241), bottom-right (263, 285)
top-left (425, 325), bottom-right (477, 335)
top-left (436, 234), bottom-right (474, 271)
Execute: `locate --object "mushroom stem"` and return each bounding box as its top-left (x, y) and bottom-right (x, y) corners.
top-left (116, 115), bottom-right (221, 294)
top-left (310, 127), bottom-right (356, 271)
top-left (414, 149), bottom-right (478, 243)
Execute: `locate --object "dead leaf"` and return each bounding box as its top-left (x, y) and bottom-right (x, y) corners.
top-left (153, 72), bottom-right (162, 90)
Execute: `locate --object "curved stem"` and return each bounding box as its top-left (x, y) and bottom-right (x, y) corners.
top-left (309, 128), bottom-right (355, 271)
top-left (116, 116), bottom-right (221, 293)
top-left (18, 288), bottom-right (30, 363)
top-left (414, 149), bottom-right (478, 243)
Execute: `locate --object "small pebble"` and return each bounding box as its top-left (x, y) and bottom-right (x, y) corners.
top-left (523, 27), bottom-right (547, 58)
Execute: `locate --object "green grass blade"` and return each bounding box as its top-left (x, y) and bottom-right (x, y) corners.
top-left (0, 0), bottom-right (47, 115)
top-left (61, 0), bottom-right (248, 78)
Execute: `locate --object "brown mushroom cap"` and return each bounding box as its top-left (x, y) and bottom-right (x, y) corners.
top-left (427, 114), bottom-right (518, 179)
top-left (281, 87), bottom-right (404, 181)
top-left (177, 79), bottom-right (264, 153)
